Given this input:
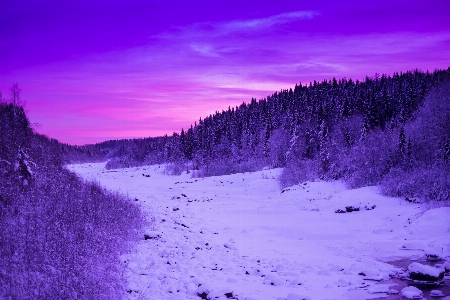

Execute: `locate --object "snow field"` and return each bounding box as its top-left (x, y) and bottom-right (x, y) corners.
top-left (68, 163), bottom-right (450, 300)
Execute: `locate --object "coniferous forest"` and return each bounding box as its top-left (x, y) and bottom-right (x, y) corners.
top-left (62, 68), bottom-right (450, 203)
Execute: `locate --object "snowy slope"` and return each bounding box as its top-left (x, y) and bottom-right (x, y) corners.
top-left (68, 163), bottom-right (450, 300)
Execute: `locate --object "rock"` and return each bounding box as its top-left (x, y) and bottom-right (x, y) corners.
top-left (426, 254), bottom-right (441, 261)
top-left (207, 288), bottom-right (235, 299)
top-left (408, 262), bottom-right (444, 283)
top-left (425, 247), bottom-right (443, 261)
top-left (400, 286), bottom-right (423, 299)
top-left (345, 206), bottom-right (360, 212)
top-left (430, 290), bottom-right (444, 297)
top-left (144, 230), bottom-right (161, 240)
top-left (443, 261), bottom-right (450, 273)
top-left (196, 284), bottom-right (211, 299)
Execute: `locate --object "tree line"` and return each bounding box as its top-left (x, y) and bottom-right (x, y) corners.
top-left (70, 68), bottom-right (449, 203)
top-left (6, 67), bottom-right (449, 203)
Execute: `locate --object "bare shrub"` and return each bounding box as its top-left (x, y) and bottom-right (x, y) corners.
top-left (381, 166), bottom-right (449, 204)
top-left (380, 82), bottom-right (450, 205)
top-left (407, 81), bottom-right (450, 166)
top-left (0, 103), bottom-right (144, 299)
top-left (105, 156), bottom-right (138, 170)
top-left (346, 129), bottom-right (396, 188)
top-left (193, 159), bottom-right (265, 178)
top-left (0, 170), bottom-right (144, 299)
top-left (164, 162), bottom-right (186, 175)
top-left (279, 159), bottom-right (318, 188)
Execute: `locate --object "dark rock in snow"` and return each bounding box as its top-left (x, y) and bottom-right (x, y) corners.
top-left (144, 231), bottom-right (161, 240)
top-left (444, 261), bottom-right (450, 273)
top-left (407, 262), bottom-right (444, 286)
top-left (426, 254), bottom-right (441, 261)
top-left (405, 197), bottom-right (420, 203)
top-left (335, 206), bottom-right (362, 213)
top-left (345, 206), bottom-right (359, 212)
top-left (430, 290), bottom-right (444, 297)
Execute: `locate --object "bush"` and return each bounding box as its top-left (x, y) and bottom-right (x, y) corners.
top-left (0, 103), bottom-right (144, 299)
top-left (279, 159), bottom-right (318, 188)
top-left (164, 162), bottom-right (187, 175)
top-left (380, 82), bottom-right (450, 205)
top-left (345, 129), bottom-right (396, 188)
top-left (407, 82), bottom-right (450, 166)
top-left (381, 166), bottom-right (450, 203)
top-left (193, 159), bottom-right (265, 178)
top-left (0, 170), bottom-right (144, 299)
top-left (105, 156), bottom-right (139, 170)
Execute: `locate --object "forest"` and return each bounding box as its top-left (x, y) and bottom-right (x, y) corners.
top-left (63, 68), bottom-right (450, 203)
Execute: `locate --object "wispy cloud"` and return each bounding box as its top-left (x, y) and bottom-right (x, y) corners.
top-left (158, 10), bottom-right (319, 41)
top-left (190, 43), bottom-right (219, 57)
top-left (155, 11), bottom-right (318, 58)
top-left (221, 11), bottom-right (318, 31)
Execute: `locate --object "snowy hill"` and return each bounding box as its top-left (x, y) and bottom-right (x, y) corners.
top-left (69, 163), bottom-right (450, 300)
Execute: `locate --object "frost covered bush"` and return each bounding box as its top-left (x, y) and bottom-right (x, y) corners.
top-left (345, 129), bottom-right (397, 188)
top-left (0, 103), bottom-right (144, 299)
top-left (194, 159), bottom-right (265, 178)
top-left (192, 162), bottom-right (233, 177)
top-left (105, 156), bottom-right (138, 169)
top-left (279, 159), bottom-right (318, 188)
top-left (381, 83), bottom-right (450, 204)
top-left (164, 162), bottom-right (187, 175)
top-left (381, 167), bottom-right (449, 203)
top-left (407, 82), bottom-right (450, 166)
top-left (0, 173), bottom-right (143, 299)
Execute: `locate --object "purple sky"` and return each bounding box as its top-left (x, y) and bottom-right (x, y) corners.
top-left (1, 0), bottom-right (449, 145)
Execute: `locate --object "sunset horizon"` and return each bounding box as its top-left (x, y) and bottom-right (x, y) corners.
top-left (1, 0), bottom-right (449, 145)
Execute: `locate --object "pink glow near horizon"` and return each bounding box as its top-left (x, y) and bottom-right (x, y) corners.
top-left (1, 0), bottom-right (449, 145)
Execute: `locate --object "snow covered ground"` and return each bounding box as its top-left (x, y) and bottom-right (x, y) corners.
top-left (67, 163), bottom-right (450, 300)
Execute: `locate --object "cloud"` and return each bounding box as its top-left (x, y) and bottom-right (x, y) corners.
top-left (190, 43), bottom-right (220, 57)
top-left (221, 11), bottom-right (318, 31)
top-left (157, 10), bottom-right (318, 41)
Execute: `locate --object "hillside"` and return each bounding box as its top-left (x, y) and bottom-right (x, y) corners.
top-left (73, 68), bottom-right (450, 203)
top-left (0, 103), bottom-right (144, 299)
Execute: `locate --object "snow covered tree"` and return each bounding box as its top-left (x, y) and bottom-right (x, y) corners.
top-left (15, 144), bottom-right (35, 186)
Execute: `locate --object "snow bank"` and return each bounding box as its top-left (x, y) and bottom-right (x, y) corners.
top-left (409, 207), bottom-right (450, 237)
